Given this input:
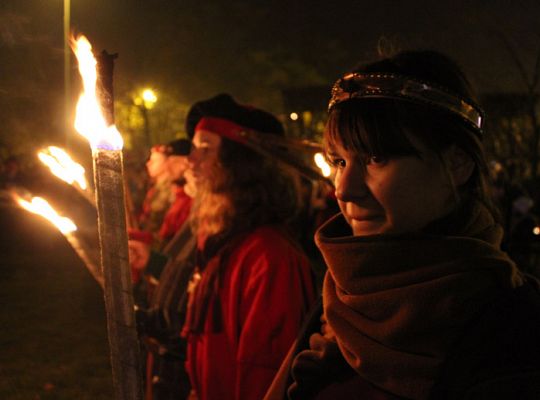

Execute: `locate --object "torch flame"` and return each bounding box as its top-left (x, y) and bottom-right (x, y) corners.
top-left (314, 152), bottom-right (332, 178)
top-left (72, 35), bottom-right (123, 151)
top-left (38, 146), bottom-right (88, 190)
top-left (16, 196), bottom-right (77, 234)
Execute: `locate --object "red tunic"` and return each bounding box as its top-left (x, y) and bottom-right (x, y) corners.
top-left (185, 225), bottom-right (316, 400)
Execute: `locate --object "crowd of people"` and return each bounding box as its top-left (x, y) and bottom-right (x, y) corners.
top-left (127, 93), bottom-right (321, 399)
top-left (3, 49), bottom-right (535, 399)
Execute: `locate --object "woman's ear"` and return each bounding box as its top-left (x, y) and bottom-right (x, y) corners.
top-left (443, 145), bottom-right (475, 186)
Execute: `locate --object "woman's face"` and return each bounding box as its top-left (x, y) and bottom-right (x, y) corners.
top-left (188, 129), bottom-right (222, 189)
top-left (145, 150), bottom-right (168, 179)
top-left (327, 135), bottom-right (456, 236)
top-left (167, 155), bottom-right (189, 182)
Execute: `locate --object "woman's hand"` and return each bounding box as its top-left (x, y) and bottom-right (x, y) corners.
top-left (128, 240), bottom-right (151, 270)
top-left (320, 313), bottom-right (336, 340)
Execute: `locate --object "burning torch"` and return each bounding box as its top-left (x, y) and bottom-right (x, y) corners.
top-left (72, 35), bottom-right (143, 400)
top-left (14, 194), bottom-right (103, 288)
top-left (38, 145), bottom-right (96, 207)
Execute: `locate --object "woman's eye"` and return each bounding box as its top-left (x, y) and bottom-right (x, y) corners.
top-left (328, 157), bottom-right (346, 168)
top-left (366, 155), bottom-right (387, 165)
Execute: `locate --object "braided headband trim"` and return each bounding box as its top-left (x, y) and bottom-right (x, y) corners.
top-left (328, 73), bottom-right (484, 131)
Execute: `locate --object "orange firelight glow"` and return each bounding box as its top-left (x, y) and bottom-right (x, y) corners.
top-left (72, 35), bottom-right (123, 150)
top-left (16, 196), bottom-right (77, 234)
top-left (38, 146), bottom-right (89, 190)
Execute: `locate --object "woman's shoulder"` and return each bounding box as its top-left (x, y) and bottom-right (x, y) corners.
top-left (227, 225), bottom-right (308, 269)
top-left (240, 225), bottom-right (302, 252)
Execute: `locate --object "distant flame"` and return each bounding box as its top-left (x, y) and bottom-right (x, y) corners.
top-left (314, 152), bottom-right (332, 178)
top-left (38, 146), bottom-right (88, 190)
top-left (16, 196), bottom-right (77, 234)
top-left (72, 35), bottom-right (123, 151)
top-left (534, 226), bottom-right (540, 236)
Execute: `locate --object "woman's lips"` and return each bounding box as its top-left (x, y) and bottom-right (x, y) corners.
top-left (350, 214), bottom-right (384, 222)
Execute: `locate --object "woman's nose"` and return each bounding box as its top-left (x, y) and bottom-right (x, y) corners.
top-left (335, 163), bottom-right (368, 202)
top-left (187, 149), bottom-right (197, 167)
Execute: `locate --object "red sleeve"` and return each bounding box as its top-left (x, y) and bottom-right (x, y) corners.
top-left (158, 193), bottom-right (192, 241)
top-left (231, 232), bottom-right (316, 400)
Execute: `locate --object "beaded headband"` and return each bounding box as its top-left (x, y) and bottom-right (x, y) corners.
top-left (328, 73), bottom-right (485, 132)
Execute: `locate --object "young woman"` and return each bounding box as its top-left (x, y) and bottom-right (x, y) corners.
top-left (138, 144), bottom-right (173, 235)
top-left (266, 51), bottom-right (540, 399)
top-left (181, 94), bottom-right (316, 400)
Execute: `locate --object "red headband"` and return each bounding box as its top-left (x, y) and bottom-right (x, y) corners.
top-left (194, 117), bottom-right (249, 145)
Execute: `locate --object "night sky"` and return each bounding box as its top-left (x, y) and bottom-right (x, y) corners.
top-left (1, 0), bottom-right (539, 150)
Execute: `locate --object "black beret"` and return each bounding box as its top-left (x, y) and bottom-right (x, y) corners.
top-left (185, 93), bottom-right (284, 139)
top-left (166, 138), bottom-right (191, 156)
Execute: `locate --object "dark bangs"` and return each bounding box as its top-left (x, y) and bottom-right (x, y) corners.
top-left (325, 99), bottom-right (421, 163)
top-left (325, 96), bottom-right (493, 215)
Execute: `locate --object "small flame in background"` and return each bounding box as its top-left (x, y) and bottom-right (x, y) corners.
top-left (38, 146), bottom-right (89, 190)
top-left (71, 35), bottom-right (123, 151)
top-left (16, 196), bottom-right (77, 234)
top-left (534, 226), bottom-right (540, 236)
top-left (314, 152), bottom-right (332, 178)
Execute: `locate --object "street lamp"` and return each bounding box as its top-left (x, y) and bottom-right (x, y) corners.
top-left (134, 88), bottom-right (158, 147)
top-left (141, 89), bottom-right (157, 109)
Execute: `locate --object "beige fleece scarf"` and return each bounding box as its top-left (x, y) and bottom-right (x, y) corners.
top-left (316, 202), bottom-right (523, 399)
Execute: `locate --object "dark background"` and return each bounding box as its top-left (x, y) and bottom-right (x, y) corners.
top-left (1, 2), bottom-right (539, 398)
top-left (1, 0), bottom-right (539, 154)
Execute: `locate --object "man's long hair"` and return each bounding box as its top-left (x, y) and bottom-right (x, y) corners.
top-left (193, 137), bottom-right (300, 250)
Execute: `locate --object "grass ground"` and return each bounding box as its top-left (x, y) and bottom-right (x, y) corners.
top-left (0, 202), bottom-right (114, 399)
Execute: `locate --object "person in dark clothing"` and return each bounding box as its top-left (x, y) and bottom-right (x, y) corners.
top-left (135, 219), bottom-right (197, 400)
top-left (129, 138), bottom-right (193, 313)
top-left (128, 138), bottom-right (195, 400)
top-left (265, 50), bottom-right (540, 400)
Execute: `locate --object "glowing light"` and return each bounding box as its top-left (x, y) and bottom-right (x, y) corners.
top-left (314, 152), bottom-right (332, 177)
top-left (142, 89), bottom-right (157, 103)
top-left (38, 146), bottom-right (88, 190)
top-left (534, 226), bottom-right (540, 235)
top-left (16, 196), bottom-right (77, 234)
top-left (290, 112), bottom-right (299, 121)
top-left (302, 111), bottom-right (312, 126)
top-left (142, 88), bottom-right (157, 109)
top-left (72, 35), bottom-right (123, 150)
